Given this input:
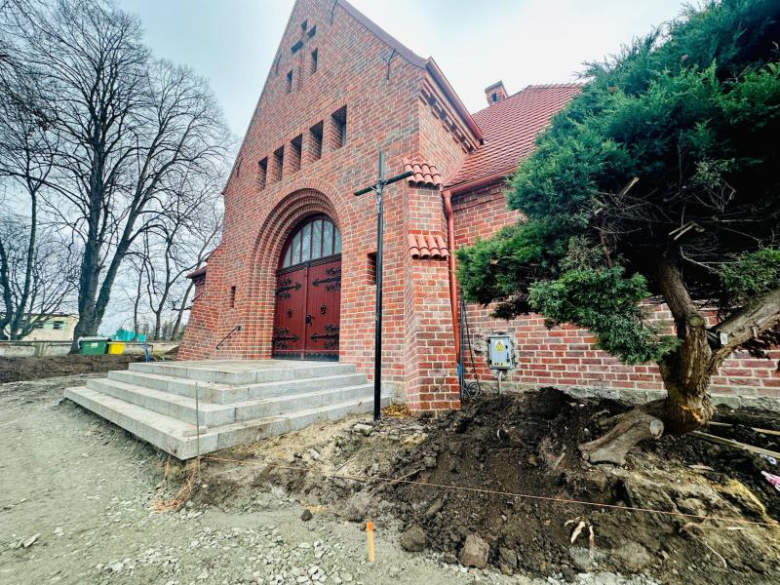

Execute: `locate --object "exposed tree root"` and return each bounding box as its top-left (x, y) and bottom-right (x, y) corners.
top-left (579, 408), bottom-right (664, 465)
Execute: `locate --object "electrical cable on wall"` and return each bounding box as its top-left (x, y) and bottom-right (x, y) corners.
top-left (459, 294), bottom-right (482, 400)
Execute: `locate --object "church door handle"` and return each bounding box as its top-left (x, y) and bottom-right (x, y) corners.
top-left (305, 314), bottom-right (313, 325)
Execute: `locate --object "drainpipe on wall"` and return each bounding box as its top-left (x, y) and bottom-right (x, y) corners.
top-left (441, 189), bottom-right (460, 363)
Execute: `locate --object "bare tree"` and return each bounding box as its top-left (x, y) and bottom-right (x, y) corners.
top-left (129, 168), bottom-right (222, 340)
top-left (0, 56), bottom-right (75, 340)
top-left (0, 213), bottom-right (76, 339)
top-left (11, 0), bottom-right (230, 350)
top-left (0, 0), bottom-right (46, 120)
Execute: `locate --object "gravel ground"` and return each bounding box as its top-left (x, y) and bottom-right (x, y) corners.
top-left (0, 375), bottom-right (658, 585)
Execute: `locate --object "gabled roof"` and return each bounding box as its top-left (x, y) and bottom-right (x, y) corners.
top-left (336, 0), bottom-right (482, 143)
top-left (447, 84), bottom-right (581, 189)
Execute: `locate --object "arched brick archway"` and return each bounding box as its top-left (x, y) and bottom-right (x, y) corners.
top-left (245, 188), bottom-right (345, 359)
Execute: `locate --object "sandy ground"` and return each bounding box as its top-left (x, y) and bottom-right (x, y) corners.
top-left (0, 375), bottom-right (661, 585)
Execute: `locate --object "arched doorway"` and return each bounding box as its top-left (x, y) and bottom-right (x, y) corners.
top-left (272, 215), bottom-right (342, 360)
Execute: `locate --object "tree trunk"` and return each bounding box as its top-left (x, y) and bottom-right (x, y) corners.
top-left (578, 257), bottom-right (716, 464)
top-left (171, 280), bottom-right (193, 340)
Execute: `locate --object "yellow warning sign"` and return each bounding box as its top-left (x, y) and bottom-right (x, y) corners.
top-left (495, 341), bottom-right (505, 352)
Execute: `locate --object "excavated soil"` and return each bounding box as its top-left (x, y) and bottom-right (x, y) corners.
top-left (381, 390), bottom-right (780, 583)
top-left (241, 388), bottom-right (780, 584)
top-left (0, 354), bottom-right (143, 383)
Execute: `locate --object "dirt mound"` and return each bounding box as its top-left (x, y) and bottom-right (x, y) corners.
top-left (201, 389), bottom-right (780, 584)
top-left (0, 354), bottom-right (143, 383)
top-left (380, 390), bottom-right (780, 583)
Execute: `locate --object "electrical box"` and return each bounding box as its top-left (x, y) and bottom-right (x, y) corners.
top-left (488, 335), bottom-right (513, 370)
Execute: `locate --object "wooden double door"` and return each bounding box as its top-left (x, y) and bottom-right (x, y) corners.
top-left (272, 216), bottom-right (343, 359)
top-left (273, 256), bottom-right (342, 359)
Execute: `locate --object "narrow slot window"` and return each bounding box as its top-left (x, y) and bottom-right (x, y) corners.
top-left (286, 70), bottom-right (293, 93)
top-left (258, 157), bottom-right (268, 190)
top-left (310, 48), bottom-right (318, 74)
top-left (332, 106), bottom-right (347, 149)
top-left (367, 253), bottom-right (377, 285)
top-left (229, 286), bottom-right (237, 308)
top-left (273, 146), bottom-right (284, 182)
top-left (290, 135), bottom-right (302, 173)
top-left (309, 122), bottom-right (323, 161)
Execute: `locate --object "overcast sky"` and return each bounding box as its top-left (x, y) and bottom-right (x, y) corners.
top-left (115, 0), bottom-right (688, 138)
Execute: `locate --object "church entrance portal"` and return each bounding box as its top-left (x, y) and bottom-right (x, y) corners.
top-left (272, 215), bottom-right (342, 360)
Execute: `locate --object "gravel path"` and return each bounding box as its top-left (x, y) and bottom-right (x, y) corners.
top-left (0, 376), bottom-right (656, 585)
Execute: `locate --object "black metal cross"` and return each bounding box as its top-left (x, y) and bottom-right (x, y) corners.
top-left (354, 151), bottom-right (412, 420)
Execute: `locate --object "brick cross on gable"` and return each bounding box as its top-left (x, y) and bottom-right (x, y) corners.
top-left (291, 19), bottom-right (316, 55)
top-left (286, 19), bottom-right (318, 88)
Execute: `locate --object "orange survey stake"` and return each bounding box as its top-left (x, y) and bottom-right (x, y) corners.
top-left (366, 520), bottom-right (375, 562)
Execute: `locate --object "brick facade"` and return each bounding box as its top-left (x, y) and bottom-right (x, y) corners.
top-left (453, 183), bottom-right (780, 402)
top-left (180, 0), bottom-right (778, 410)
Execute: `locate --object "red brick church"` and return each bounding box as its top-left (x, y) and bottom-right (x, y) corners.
top-left (180, 0), bottom-right (779, 410)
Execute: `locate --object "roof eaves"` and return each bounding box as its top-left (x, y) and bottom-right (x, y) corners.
top-left (445, 167), bottom-right (515, 194)
top-left (425, 58), bottom-right (484, 144)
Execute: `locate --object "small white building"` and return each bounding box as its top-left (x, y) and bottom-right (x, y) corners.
top-left (24, 313), bottom-right (79, 342)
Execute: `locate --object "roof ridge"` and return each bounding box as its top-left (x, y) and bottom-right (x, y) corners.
top-left (523, 82), bottom-right (584, 90)
top-left (470, 82), bottom-right (582, 117)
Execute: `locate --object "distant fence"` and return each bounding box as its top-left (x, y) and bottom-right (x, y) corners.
top-left (0, 340), bottom-right (176, 358)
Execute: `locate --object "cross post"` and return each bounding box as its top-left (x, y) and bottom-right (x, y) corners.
top-left (354, 151), bottom-right (413, 420)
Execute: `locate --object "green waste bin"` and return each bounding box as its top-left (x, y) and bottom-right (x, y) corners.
top-left (78, 337), bottom-right (109, 355)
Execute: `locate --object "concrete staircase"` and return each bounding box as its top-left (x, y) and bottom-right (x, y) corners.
top-left (64, 360), bottom-right (387, 460)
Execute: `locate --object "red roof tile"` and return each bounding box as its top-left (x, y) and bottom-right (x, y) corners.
top-left (408, 233), bottom-right (449, 260)
top-left (447, 84), bottom-right (581, 188)
top-left (187, 266), bottom-right (207, 280)
top-left (404, 160), bottom-right (443, 189)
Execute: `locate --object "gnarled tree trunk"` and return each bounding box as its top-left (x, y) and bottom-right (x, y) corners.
top-left (580, 256), bottom-right (780, 465)
top-left (581, 259), bottom-right (715, 465)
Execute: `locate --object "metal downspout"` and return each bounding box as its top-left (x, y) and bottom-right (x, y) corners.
top-left (442, 189), bottom-right (460, 363)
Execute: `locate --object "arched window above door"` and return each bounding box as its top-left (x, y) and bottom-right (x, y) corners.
top-left (281, 216), bottom-right (341, 269)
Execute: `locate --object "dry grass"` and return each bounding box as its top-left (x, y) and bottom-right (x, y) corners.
top-left (149, 456), bottom-right (200, 512)
top-left (382, 403), bottom-right (411, 418)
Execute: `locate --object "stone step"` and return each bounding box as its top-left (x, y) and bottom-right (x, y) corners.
top-left (108, 370), bottom-right (234, 401)
top-left (215, 373), bottom-right (369, 404)
top-left (128, 360), bottom-right (356, 385)
top-left (86, 378), bottom-right (235, 427)
top-left (233, 383), bottom-right (374, 421)
top-left (64, 386), bottom-right (204, 459)
top-left (65, 386), bottom-right (390, 460)
top-left (109, 369), bottom-right (369, 405)
top-left (88, 377), bottom-right (375, 426)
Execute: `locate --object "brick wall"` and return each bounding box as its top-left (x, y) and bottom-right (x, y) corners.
top-left (453, 181), bottom-right (780, 402)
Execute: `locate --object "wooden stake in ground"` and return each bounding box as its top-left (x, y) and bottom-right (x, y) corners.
top-left (195, 382), bottom-right (201, 473)
top-left (366, 520), bottom-right (375, 562)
